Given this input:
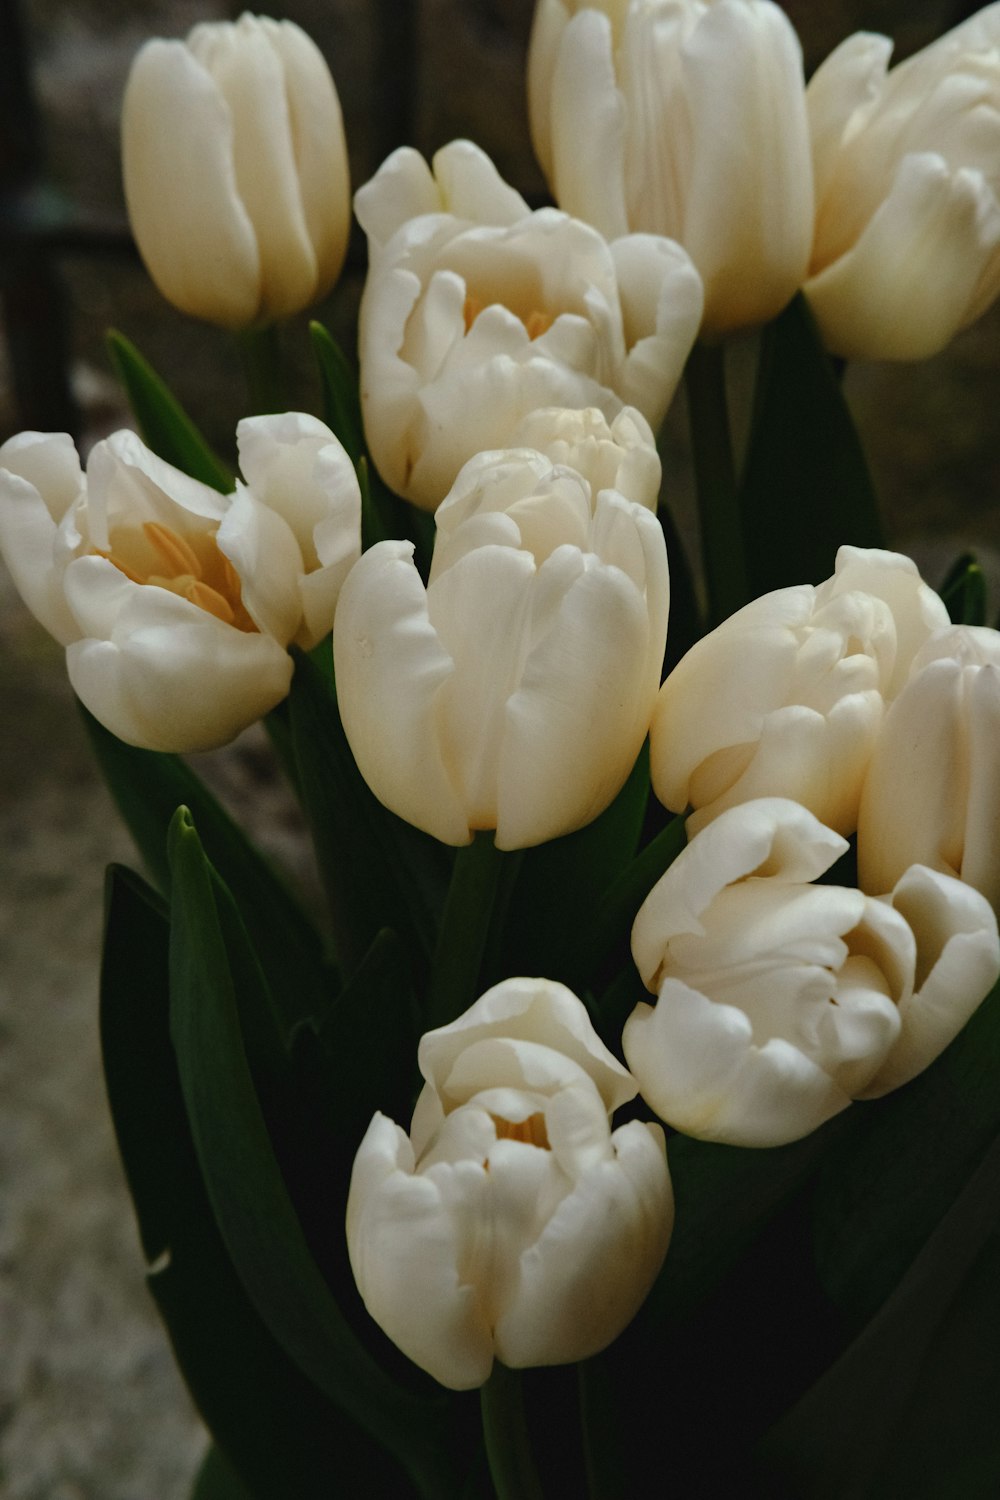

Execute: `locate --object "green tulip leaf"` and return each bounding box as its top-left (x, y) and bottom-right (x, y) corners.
top-left (166, 809), bottom-right (458, 1497)
top-left (758, 1131), bottom-right (1000, 1500)
top-left (740, 295), bottom-right (883, 594)
top-left (940, 550), bottom-right (988, 626)
top-left (309, 320), bottom-right (364, 466)
top-left (812, 976), bottom-right (1000, 1323)
top-left (100, 865), bottom-right (413, 1500)
top-left (81, 703), bottom-right (331, 1039)
top-left (106, 329), bottom-right (233, 493)
top-left (288, 646), bottom-right (451, 976)
top-left (503, 744), bottom-right (652, 986)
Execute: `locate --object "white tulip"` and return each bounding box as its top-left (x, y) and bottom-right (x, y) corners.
top-left (0, 416), bottom-right (360, 751)
top-left (805, 6), bottom-right (1000, 359)
top-left (528, 0), bottom-right (814, 333)
top-left (122, 13), bottom-right (350, 327)
top-left (334, 438), bottom-right (669, 848)
top-left (649, 546), bottom-right (950, 837)
top-left (623, 799), bottom-right (1000, 1146)
top-left (354, 138), bottom-right (702, 508)
top-left (858, 624), bottom-right (1000, 910)
top-left (347, 977), bottom-right (673, 1389)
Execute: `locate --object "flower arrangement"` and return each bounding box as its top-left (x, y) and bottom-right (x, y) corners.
top-left (4, 3), bottom-right (1000, 1495)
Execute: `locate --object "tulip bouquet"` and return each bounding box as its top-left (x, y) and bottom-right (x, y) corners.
top-left (5, 3), bottom-right (1000, 1496)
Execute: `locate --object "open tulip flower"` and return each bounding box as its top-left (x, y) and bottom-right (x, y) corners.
top-left (347, 978), bottom-right (673, 1390)
top-left (859, 624), bottom-right (1000, 910)
top-left (122, 13), bottom-right (351, 327)
top-left (805, 4), bottom-right (1000, 359)
top-left (527, 0), bottom-right (814, 334)
top-left (649, 546), bottom-right (950, 837)
top-left (354, 137), bottom-right (703, 508)
top-left (334, 422), bottom-right (669, 848)
top-left (623, 799), bottom-right (1000, 1147)
top-left (0, 414), bottom-right (360, 751)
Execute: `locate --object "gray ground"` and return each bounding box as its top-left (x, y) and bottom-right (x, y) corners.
top-left (3, 1), bottom-right (1000, 1496)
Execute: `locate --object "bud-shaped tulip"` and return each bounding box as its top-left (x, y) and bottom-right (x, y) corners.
top-left (649, 546), bottom-right (949, 836)
top-left (347, 977), bottom-right (673, 1389)
top-left (805, 7), bottom-right (1000, 359)
top-left (0, 415), bottom-right (360, 750)
top-left (354, 138), bottom-right (702, 508)
top-left (527, 0), bottom-right (814, 333)
top-left (859, 624), bottom-right (1000, 909)
top-left (334, 435), bottom-right (669, 848)
top-left (623, 799), bottom-right (1000, 1146)
top-left (122, 13), bottom-right (350, 327)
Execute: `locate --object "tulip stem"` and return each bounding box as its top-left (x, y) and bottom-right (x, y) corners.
top-left (237, 324), bottom-right (286, 415)
top-left (685, 340), bottom-right (748, 626)
top-left (425, 832), bottom-right (509, 1030)
top-left (480, 1363), bottom-right (545, 1500)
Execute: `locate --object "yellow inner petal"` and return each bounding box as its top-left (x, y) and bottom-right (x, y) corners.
top-left (464, 294), bottom-right (554, 341)
top-left (96, 520), bottom-right (258, 633)
top-left (490, 1112), bottom-right (550, 1149)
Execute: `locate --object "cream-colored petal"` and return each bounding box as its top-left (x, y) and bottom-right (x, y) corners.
top-left (216, 484), bottom-right (303, 646)
top-left (333, 540), bottom-right (471, 845)
top-left (806, 152), bottom-right (1000, 360)
top-left (548, 9), bottom-right (630, 240)
top-left (122, 39), bottom-right (261, 328)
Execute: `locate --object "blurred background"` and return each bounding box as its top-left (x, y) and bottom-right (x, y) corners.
top-left (1, 1), bottom-right (998, 1494)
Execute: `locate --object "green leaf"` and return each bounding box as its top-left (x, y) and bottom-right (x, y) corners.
top-left (940, 551), bottom-right (987, 626)
top-left (740, 295), bottom-right (883, 595)
top-left (190, 1447), bottom-right (254, 1500)
top-left (106, 329), bottom-right (233, 492)
top-left (81, 703), bottom-right (332, 1038)
top-left (309, 320), bottom-right (364, 465)
top-left (641, 1118), bottom-right (846, 1334)
top-left (502, 746), bottom-right (652, 986)
top-left (166, 810), bottom-right (456, 1496)
top-left (813, 977), bottom-right (1000, 1322)
top-left (758, 1132), bottom-right (1000, 1500)
top-left (100, 865), bottom-right (413, 1500)
top-left (581, 812), bottom-right (687, 1005)
top-left (288, 647), bottom-right (450, 975)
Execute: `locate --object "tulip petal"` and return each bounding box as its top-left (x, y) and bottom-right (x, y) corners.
top-left (187, 15), bottom-right (318, 321)
top-left (959, 661), bottom-right (1000, 908)
top-left (432, 140), bottom-right (530, 227)
top-left (64, 557), bottom-right (292, 751)
top-left (548, 9), bottom-right (630, 240)
top-left (259, 17), bottom-right (351, 297)
top-left (354, 147), bottom-right (441, 254)
top-left (496, 547), bottom-right (653, 849)
top-left (122, 39), bottom-right (262, 328)
top-left (334, 540), bottom-right (471, 845)
top-left (806, 32), bottom-right (894, 209)
top-left (862, 865), bottom-right (1000, 1096)
top-left (0, 439), bottom-right (82, 644)
top-left (806, 151), bottom-right (1000, 360)
top-left (624, 981), bottom-right (851, 1147)
top-left (216, 484), bottom-right (303, 646)
top-left (347, 1114), bottom-right (494, 1391)
top-left (495, 1119), bottom-right (672, 1367)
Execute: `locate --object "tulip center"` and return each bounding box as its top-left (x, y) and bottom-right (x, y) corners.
top-left (490, 1112), bottom-right (550, 1149)
top-left (463, 293), bottom-right (554, 342)
top-left (96, 521), bottom-right (258, 632)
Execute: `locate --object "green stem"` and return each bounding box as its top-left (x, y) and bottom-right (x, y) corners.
top-left (480, 1363), bottom-right (545, 1500)
top-left (237, 323), bottom-right (286, 414)
top-left (684, 340), bottom-right (748, 627)
top-left (425, 832), bottom-right (508, 1030)
top-left (578, 1361), bottom-right (626, 1500)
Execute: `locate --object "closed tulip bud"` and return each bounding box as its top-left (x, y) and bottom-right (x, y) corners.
top-left (528, 0), bottom-right (814, 334)
top-left (805, 6), bottom-right (1000, 360)
top-left (649, 546), bottom-right (949, 837)
top-left (347, 978), bottom-right (673, 1389)
top-left (334, 435), bottom-right (669, 848)
top-left (859, 625), bottom-right (1000, 910)
top-left (122, 13), bottom-right (350, 328)
top-left (623, 799), bottom-right (1000, 1146)
top-left (0, 415), bottom-right (360, 751)
top-left (354, 138), bottom-right (702, 508)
